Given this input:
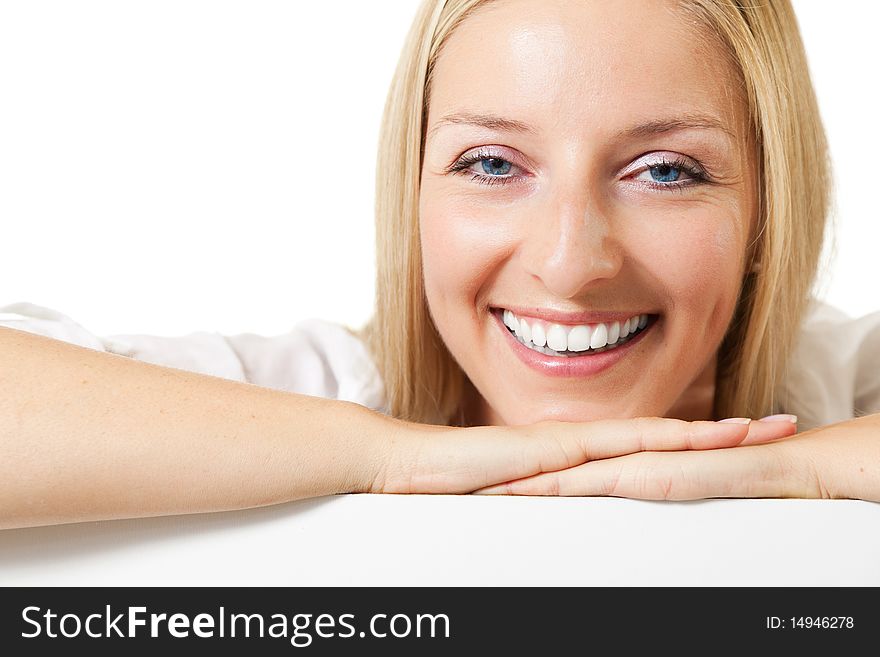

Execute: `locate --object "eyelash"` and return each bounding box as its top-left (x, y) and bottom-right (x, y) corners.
top-left (445, 149), bottom-right (710, 193)
top-left (632, 155), bottom-right (709, 193)
top-left (446, 149), bottom-right (522, 187)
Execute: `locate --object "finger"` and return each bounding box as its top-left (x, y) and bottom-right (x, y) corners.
top-left (472, 442), bottom-right (818, 499)
top-left (460, 417), bottom-right (754, 493)
top-left (520, 416), bottom-right (755, 464)
top-left (739, 417), bottom-right (799, 445)
top-left (381, 417), bottom-right (752, 495)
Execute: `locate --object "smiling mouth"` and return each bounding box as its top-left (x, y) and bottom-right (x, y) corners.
top-left (495, 308), bottom-right (658, 358)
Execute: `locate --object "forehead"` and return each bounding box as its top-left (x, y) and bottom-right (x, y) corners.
top-left (428, 0), bottom-right (745, 138)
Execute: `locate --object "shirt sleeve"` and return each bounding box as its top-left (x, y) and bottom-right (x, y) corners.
top-left (221, 319), bottom-right (386, 411)
top-left (0, 302), bottom-right (386, 412)
top-left (779, 300), bottom-right (880, 430)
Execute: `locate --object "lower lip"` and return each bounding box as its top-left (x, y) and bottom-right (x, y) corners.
top-left (493, 310), bottom-right (656, 378)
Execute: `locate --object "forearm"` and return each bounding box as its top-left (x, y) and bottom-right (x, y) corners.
top-left (788, 413), bottom-right (880, 502)
top-left (0, 327), bottom-right (392, 529)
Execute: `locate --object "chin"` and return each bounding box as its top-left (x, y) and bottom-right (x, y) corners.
top-left (497, 401), bottom-right (639, 426)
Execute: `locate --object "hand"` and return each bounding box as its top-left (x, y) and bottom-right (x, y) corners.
top-left (471, 414), bottom-right (880, 501)
top-left (368, 415), bottom-right (796, 495)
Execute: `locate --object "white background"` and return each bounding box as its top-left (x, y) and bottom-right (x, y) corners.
top-left (1, 0), bottom-right (877, 338)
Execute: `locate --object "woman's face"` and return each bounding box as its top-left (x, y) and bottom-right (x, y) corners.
top-left (419, 0), bottom-right (757, 426)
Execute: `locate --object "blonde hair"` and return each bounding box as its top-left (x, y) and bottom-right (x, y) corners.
top-left (361, 0), bottom-right (831, 424)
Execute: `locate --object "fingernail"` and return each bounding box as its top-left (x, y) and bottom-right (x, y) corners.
top-left (718, 417), bottom-right (752, 424)
top-left (759, 414), bottom-right (798, 424)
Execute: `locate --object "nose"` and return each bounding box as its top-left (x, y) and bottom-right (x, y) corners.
top-left (519, 181), bottom-right (623, 299)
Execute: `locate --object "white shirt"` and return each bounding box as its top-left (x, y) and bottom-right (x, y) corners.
top-left (0, 301), bottom-right (387, 415)
top-left (1, 299), bottom-right (878, 431)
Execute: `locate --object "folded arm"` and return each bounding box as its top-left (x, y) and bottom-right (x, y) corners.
top-left (473, 413), bottom-right (880, 502)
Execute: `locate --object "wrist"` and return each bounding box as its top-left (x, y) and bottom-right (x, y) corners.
top-left (807, 414), bottom-right (880, 501)
top-left (347, 405), bottom-right (461, 494)
top-left (338, 401), bottom-right (399, 495)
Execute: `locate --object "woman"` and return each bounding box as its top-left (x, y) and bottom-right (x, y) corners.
top-left (1, 0), bottom-right (878, 530)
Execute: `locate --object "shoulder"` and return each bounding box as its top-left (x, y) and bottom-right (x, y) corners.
top-left (779, 299), bottom-right (880, 430)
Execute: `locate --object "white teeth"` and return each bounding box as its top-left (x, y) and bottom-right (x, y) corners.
top-left (607, 320), bottom-right (620, 345)
top-left (519, 318), bottom-right (532, 343)
top-left (531, 322), bottom-right (546, 347)
top-left (567, 325), bottom-right (591, 352)
top-left (589, 323), bottom-right (608, 349)
top-left (546, 324), bottom-right (569, 352)
top-left (501, 309), bottom-right (652, 356)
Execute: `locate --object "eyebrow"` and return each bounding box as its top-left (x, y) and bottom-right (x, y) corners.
top-left (427, 112), bottom-right (538, 140)
top-left (614, 114), bottom-right (735, 140)
top-left (427, 111), bottom-right (735, 141)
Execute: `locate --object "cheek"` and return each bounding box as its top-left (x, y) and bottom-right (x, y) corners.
top-left (420, 192), bottom-right (515, 317)
top-left (641, 213), bottom-right (744, 329)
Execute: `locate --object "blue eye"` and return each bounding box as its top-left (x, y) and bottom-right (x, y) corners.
top-left (648, 163), bottom-right (681, 183)
top-left (481, 158), bottom-right (512, 176)
top-left (447, 148), bottom-right (521, 187)
top-left (632, 155), bottom-right (708, 192)
top-left (446, 149), bottom-right (709, 192)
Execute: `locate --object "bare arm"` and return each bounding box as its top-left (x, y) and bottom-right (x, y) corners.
top-left (0, 326), bottom-right (390, 529)
top-left (795, 413), bottom-right (880, 501)
top-left (472, 414), bottom-right (880, 501)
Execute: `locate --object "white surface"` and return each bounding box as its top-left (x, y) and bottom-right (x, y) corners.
top-left (0, 0), bottom-right (877, 338)
top-left (2, 496), bottom-right (879, 586)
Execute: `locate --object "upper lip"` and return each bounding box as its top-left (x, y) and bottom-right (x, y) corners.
top-left (495, 306), bottom-right (656, 325)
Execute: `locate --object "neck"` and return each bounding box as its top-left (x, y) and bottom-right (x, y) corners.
top-left (666, 355), bottom-right (718, 421)
top-left (457, 377), bottom-right (487, 427)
